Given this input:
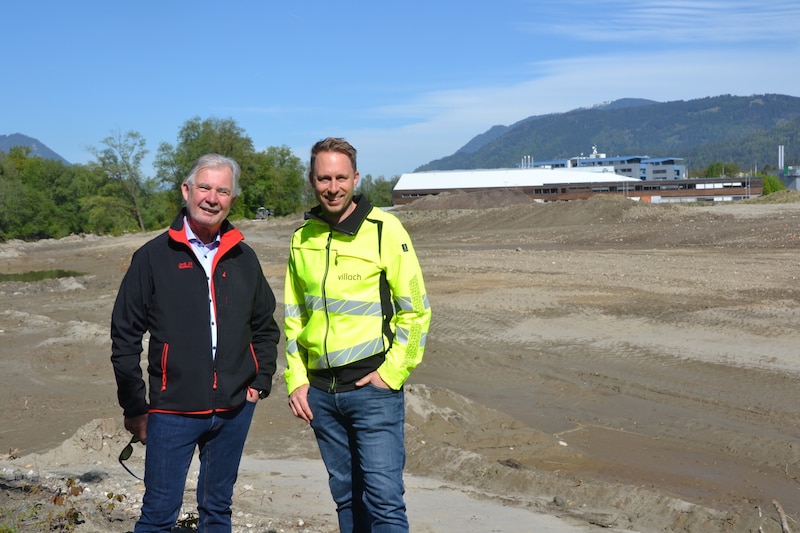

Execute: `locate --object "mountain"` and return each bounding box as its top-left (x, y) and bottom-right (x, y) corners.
top-left (0, 134), bottom-right (70, 164)
top-left (416, 94), bottom-right (800, 172)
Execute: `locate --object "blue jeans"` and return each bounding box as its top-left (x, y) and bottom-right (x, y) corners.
top-left (308, 384), bottom-right (408, 533)
top-left (134, 401), bottom-right (256, 533)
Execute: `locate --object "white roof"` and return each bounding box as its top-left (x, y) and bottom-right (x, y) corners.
top-left (395, 167), bottom-right (639, 191)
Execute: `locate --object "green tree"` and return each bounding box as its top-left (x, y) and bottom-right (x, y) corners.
top-left (0, 147), bottom-right (88, 240)
top-left (242, 146), bottom-right (306, 216)
top-left (155, 117), bottom-right (255, 204)
top-left (90, 130), bottom-right (149, 231)
top-left (357, 174), bottom-right (399, 206)
top-left (703, 161), bottom-right (741, 178)
top-left (156, 117), bottom-right (307, 218)
top-left (139, 179), bottom-right (176, 230)
top-left (762, 174), bottom-right (787, 195)
top-left (80, 193), bottom-right (140, 235)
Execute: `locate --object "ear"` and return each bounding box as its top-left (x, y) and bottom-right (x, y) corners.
top-left (354, 171), bottom-right (360, 188)
top-left (181, 182), bottom-right (190, 203)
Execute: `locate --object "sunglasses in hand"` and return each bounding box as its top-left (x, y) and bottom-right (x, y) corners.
top-left (118, 434), bottom-right (144, 480)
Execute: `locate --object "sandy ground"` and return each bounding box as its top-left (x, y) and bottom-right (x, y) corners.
top-left (1, 191), bottom-right (799, 532)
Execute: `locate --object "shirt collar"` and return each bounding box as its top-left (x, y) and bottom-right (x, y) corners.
top-left (183, 216), bottom-right (221, 250)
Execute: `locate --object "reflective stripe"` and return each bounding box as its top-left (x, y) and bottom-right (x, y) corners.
top-left (286, 338), bottom-right (298, 354)
top-left (307, 336), bottom-right (386, 369)
top-left (305, 295), bottom-right (325, 311)
top-left (395, 326), bottom-right (409, 345)
top-left (284, 303), bottom-right (304, 318)
top-left (394, 294), bottom-right (430, 312)
top-left (395, 327), bottom-right (427, 347)
top-left (305, 295), bottom-right (383, 317)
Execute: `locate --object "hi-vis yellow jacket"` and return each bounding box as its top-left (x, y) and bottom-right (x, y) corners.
top-left (284, 197), bottom-right (431, 395)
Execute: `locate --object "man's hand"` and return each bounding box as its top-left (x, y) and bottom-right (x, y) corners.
top-left (355, 370), bottom-right (390, 389)
top-left (124, 414), bottom-right (148, 444)
top-left (246, 387), bottom-right (259, 403)
top-left (288, 384), bottom-right (313, 423)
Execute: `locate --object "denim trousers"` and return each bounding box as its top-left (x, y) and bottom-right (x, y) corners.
top-left (134, 401), bottom-right (256, 533)
top-left (308, 384), bottom-right (408, 533)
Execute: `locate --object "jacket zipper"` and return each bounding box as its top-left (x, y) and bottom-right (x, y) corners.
top-left (324, 232), bottom-right (336, 392)
top-left (160, 343), bottom-right (169, 391)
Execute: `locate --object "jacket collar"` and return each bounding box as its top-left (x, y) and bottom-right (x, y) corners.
top-left (168, 208), bottom-right (242, 252)
top-left (306, 195), bottom-right (373, 236)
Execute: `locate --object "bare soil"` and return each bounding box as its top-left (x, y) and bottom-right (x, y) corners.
top-left (1, 190), bottom-right (799, 532)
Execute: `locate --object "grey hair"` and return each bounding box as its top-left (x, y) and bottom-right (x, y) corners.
top-left (183, 153), bottom-right (242, 197)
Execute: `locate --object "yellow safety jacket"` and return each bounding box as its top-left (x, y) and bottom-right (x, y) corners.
top-left (284, 197), bottom-right (431, 394)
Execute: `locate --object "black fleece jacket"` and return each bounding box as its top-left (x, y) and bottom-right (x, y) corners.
top-left (111, 210), bottom-right (280, 417)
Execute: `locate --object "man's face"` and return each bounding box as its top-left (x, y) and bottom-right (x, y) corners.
top-left (181, 166), bottom-right (236, 234)
top-left (310, 151), bottom-right (359, 224)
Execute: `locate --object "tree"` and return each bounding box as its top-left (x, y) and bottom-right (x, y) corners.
top-left (357, 174), bottom-right (400, 206)
top-left (0, 147), bottom-right (103, 240)
top-left (155, 117), bottom-right (255, 202)
top-left (80, 193), bottom-right (141, 235)
top-left (90, 130), bottom-right (149, 231)
top-left (703, 161), bottom-right (740, 178)
top-left (242, 146), bottom-right (306, 216)
top-left (156, 117), bottom-right (307, 218)
top-left (0, 150), bottom-right (57, 240)
top-left (762, 174), bottom-right (787, 195)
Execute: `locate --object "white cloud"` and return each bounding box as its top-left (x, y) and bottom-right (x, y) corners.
top-left (527, 0), bottom-right (800, 44)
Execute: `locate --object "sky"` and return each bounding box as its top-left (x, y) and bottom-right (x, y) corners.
top-left (3, 0), bottom-right (800, 179)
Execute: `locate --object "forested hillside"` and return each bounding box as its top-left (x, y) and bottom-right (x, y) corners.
top-left (417, 94), bottom-right (800, 172)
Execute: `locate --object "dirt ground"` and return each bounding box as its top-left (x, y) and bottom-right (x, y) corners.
top-left (1, 190), bottom-right (799, 532)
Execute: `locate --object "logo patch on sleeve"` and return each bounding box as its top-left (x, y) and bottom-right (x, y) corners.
top-left (401, 243), bottom-right (408, 252)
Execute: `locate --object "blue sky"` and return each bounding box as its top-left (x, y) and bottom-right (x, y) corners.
top-left (4, 1), bottom-right (799, 178)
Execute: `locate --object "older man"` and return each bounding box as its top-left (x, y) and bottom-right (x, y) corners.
top-left (111, 153), bottom-right (280, 532)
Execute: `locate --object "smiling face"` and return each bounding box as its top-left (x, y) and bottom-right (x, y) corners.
top-left (310, 150), bottom-right (360, 225)
top-left (181, 166), bottom-right (236, 242)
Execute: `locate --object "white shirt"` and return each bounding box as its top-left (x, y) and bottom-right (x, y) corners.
top-left (184, 217), bottom-right (220, 360)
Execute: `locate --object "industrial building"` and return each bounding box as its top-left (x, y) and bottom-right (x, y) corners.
top-left (392, 147), bottom-right (761, 206)
top-left (523, 146), bottom-right (687, 181)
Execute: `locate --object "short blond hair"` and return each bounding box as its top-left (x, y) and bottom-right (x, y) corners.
top-left (309, 137), bottom-right (357, 178)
